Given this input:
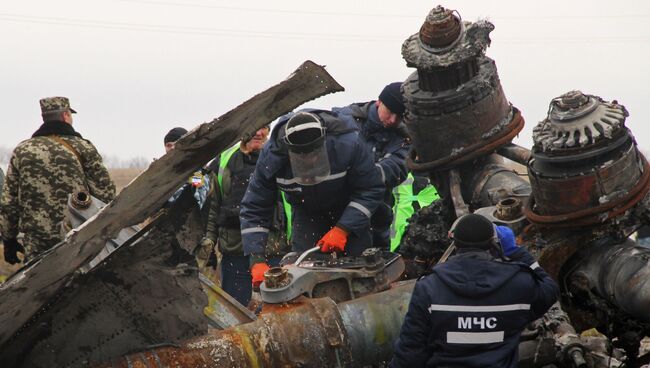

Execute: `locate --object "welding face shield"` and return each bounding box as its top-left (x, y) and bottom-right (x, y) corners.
top-left (283, 112), bottom-right (330, 185)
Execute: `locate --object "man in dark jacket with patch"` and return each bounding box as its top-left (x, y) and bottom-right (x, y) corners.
top-left (201, 126), bottom-right (290, 305)
top-left (240, 110), bottom-right (385, 288)
top-left (333, 82), bottom-right (410, 248)
top-left (390, 214), bottom-right (559, 368)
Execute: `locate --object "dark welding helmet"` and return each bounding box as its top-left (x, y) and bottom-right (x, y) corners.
top-left (283, 112), bottom-right (331, 185)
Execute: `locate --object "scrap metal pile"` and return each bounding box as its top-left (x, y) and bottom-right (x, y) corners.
top-left (1, 5), bottom-right (650, 368)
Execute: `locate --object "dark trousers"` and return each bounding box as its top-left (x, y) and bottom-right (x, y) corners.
top-left (220, 255), bottom-right (283, 307)
top-left (221, 255), bottom-right (252, 306)
top-left (370, 202), bottom-right (392, 250)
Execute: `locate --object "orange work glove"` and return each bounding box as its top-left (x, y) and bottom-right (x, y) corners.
top-left (317, 226), bottom-right (349, 253)
top-left (251, 262), bottom-right (270, 289)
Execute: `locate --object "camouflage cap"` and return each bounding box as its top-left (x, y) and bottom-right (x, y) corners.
top-left (39, 96), bottom-right (77, 115)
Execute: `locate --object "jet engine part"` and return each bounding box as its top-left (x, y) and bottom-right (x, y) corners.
top-left (260, 248), bottom-right (405, 304)
top-left (526, 91), bottom-right (650, 227)
top-left (401, 6), bottom-right (523, 171)
top-left (474, 197), bottom-right (528, 234)
top-left (96, 281), bottom-right (416, 368)
top-left (568, 238), bottom-right (650, 325)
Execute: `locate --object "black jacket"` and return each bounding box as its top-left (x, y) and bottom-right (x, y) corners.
top-left (390, 248), bottom-right (559, 368)
top-left (206, 149), bottom-right (288, 256)
top-left (333, 102), bottom-right (409, 191)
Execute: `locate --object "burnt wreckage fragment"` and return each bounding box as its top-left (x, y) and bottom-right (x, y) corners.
top-left (398, 5), bottom-right (530, 270)
top-left (522, 90), bottom-right (650, 363)
top-left (398, 6), bottom-right (637, 367)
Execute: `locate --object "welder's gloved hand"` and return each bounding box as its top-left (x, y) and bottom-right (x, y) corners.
top-left (251, 262), bottom-right (270, 290)
top-left (3, 238), bottom-right (24, 265)
top-left (317, 226), bottom-right (348, 253)
top-left (495, 225), bottom-right (517, 257)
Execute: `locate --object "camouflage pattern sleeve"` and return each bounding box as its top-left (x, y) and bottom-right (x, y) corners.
top-left (0, 153), bottom-right (21, 239)
top-left (76, 138), bottom-right (116, 203)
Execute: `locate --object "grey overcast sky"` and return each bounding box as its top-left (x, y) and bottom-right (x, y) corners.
top-left (2, 0), bottom-right (649, 162)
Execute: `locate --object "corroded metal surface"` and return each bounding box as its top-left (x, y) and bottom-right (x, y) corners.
top-left (264, 267), bottom-right (291, 289)
top-left (199, 273), bottom-right (257, 329)
top-left (96, 282), bottom-right (416, 368)
top-left (404, 62), bottom-right (523, 172)
top-left (401, 6), bottom-right (528, 223)
top-left (571, 238), bottom-right (650, 324)
top-left (475, 197), bottom-right (528, 235)
top-left (418, 6), bottom-right (462, 49)
top-left (402, 7), bottom-right (493, 70)
top-left (497, 143), bottom-right (532, 166)
top-left (533, 91), bottom-right (628, 151)
top-left (402, 6), bottom-right (514, 168)
top-left (1, 191), bottom-right (208, 367)
top-left (527, 92), bottom-right (649, 226)
top-left (0, 60), bottom-right (344, 350)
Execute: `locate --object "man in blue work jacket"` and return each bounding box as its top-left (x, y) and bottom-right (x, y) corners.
top-left (333, 82), bottom-right (410, 248)
top-left (240, 110), bottom-right (385, 288)
top-left (390, 214), bottom-right (559, 368)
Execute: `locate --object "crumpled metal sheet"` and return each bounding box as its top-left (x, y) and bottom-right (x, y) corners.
top-left (0, 61), bottom-right (344, 354)
top-left (1, 191), bottom-right (208, 368)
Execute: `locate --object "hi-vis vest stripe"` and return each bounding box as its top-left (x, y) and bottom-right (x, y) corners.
top-left (447, 331), bottom-right (504, 344)
top-left (217, 143), bottom-right (240, 196)
top-left (389, 174), bottom-right (439, 251)
top-left (427, 304), bottom-right (531, 313)
top-left (217, 144), bottom-right (292, 239)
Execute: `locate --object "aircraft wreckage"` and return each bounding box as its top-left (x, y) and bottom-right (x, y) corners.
top-left (1, 5), bottom-right (650, 368)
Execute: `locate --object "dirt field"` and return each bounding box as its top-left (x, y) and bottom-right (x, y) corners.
top-left (110, 168), bottom-right (145, 193)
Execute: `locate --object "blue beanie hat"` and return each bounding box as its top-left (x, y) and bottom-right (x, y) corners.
top-left (379, 82), bottom-right (406, 116)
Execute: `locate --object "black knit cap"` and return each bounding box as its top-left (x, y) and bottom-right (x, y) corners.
top-left (449, 214), bottom-right (495, 248)
top-left (378, 82), bottom-right (406, 116)
top-left (164, 127), bottom-right (188, 144)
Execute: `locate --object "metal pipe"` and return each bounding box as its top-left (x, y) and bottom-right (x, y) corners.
top-left (497, 143), bottom-right (531, 165)
top-left (570, 238), bottom-right (650, 323)
top-left (448, 169), bottom-right (469, 218)
top-left (96, 281), bottom-right (416, 368)
top-left (338, 281), bottom-right (414, 364)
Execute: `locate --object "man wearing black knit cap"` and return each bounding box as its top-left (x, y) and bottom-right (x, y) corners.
top-left (333, 82), bottom-right (410, 248)
top-left (390, 214), bottom-right (559, 368)
top-left (162, 127), bottom-right (214, 271)
top-left (163, 127), bottom-right (188, 153)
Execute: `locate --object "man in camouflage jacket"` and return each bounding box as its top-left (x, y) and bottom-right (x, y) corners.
top-left (0, 96), bottom-right (115, 263)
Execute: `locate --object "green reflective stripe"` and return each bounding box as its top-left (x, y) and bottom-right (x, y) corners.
top-left (280, 192), bottom-right (292, 241)
top-left (217, 144), bottom-right (240, 196)
top-left (389, 174), bottom-right (440, 252)
top-left (390, 175), bottom-right (415, 252)
top-left (417, 185), bottom-right (439, 206)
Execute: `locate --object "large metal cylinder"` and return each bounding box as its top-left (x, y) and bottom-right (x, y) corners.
top-left (401, 6), bottom-right (523, 172)
top-left (96, 281), bottom-right (415, 368)
top-left (569, 238), bottom-right (650, 323)
top-left (403, 57), bottom-right (512, 168)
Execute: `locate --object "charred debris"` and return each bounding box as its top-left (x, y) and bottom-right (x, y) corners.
top-left (1, 5), bottom-right (650, 368)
